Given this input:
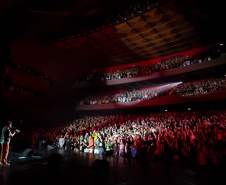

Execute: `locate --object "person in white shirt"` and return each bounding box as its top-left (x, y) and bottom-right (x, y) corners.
top-left (58, 135), bottom-right (65, 150)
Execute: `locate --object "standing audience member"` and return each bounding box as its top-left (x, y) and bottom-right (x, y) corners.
top-left (58, 135), bottom-right (65, 150)
top-left (88, 136), bottom-right (94, 153)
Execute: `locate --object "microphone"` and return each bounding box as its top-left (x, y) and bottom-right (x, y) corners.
top-left (10, 127), bottom-right (19, 132)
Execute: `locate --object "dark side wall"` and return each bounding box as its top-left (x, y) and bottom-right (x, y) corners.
top-left (0, 16), bottom-right (14, 126)
top-left (1, 40), bottom-right (91, 125)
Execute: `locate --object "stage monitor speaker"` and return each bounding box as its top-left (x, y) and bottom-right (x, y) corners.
top-left (91, 159), bottom-right (109, 173)
top-left (47, 153), bottom-right (62, 165)
top-left (47, 145), bottom-right (54, 149)
top-left (21, 149), bottom-right (33, 157)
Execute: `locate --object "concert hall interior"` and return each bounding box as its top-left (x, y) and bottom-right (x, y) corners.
top-left (0, 0), bottom-right (226, 185)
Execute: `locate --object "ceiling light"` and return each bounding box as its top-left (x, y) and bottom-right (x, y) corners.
top-left (220, 43), bottom-right (223, 46)
top-left (188, 108), bottom-right (191, 111)
top-left (165, 110), bottom-right (168, 112)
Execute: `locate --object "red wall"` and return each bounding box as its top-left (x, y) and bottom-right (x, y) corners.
top-left (2, 40), bottom-right (90, 122)
top-left (10, 41), bottom-right (90, 88)
top-left (5, 66), bottom-right (50, 93)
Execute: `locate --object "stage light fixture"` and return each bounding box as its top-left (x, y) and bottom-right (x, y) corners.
top-left (18, 157), bottom-right (26, 159)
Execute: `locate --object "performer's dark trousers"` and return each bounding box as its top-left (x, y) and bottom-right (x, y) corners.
top-left (1, 143), bottom-right (9, 164)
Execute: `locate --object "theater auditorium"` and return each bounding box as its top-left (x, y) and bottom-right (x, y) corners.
top-left (0, 0), bottom-right (225, 185)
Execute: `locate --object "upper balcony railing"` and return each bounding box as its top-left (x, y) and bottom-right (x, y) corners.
top-left (74, 56), bottom-right (226, 88)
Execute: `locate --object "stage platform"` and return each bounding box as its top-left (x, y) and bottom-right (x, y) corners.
top-left (0, 148), bottom-right (224, 185)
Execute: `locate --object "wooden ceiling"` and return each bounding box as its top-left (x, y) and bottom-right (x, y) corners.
top-left (43, 0), bottom-right (213, 68)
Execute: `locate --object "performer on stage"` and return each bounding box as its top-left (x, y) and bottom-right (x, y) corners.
top-left (0, 121), bottom-right (20, 166)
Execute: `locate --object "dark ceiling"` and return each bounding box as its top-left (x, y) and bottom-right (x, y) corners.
top-left (1, 0), bottom-right (225, 69)
top-left (1, 0), bottom-right (145, 40)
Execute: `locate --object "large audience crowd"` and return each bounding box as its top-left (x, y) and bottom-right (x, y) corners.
top-left (30, 109), bottom-right (226, 169)
top-left (79, 77), bottom-right (226, 105)
top-left (76, 53), bottom-right (212, 83)
top-left (9, 47), bottom-right (225, 170)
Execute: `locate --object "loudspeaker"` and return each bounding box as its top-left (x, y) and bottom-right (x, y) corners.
top-left (47, 153), bottom-right (62, 165)
top-left (21, 149), bottom-right (33, 157)
top-left (47, 145), bottom-right (54, 149)
top-left (91, 159), bottom-right (109, 172)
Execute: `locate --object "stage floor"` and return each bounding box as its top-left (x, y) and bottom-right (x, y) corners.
top-left (0, 148), bottom-right (225, 185)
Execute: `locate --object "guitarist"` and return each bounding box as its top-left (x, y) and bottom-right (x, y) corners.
top-left (0, 121), bottom-right (20, 166)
